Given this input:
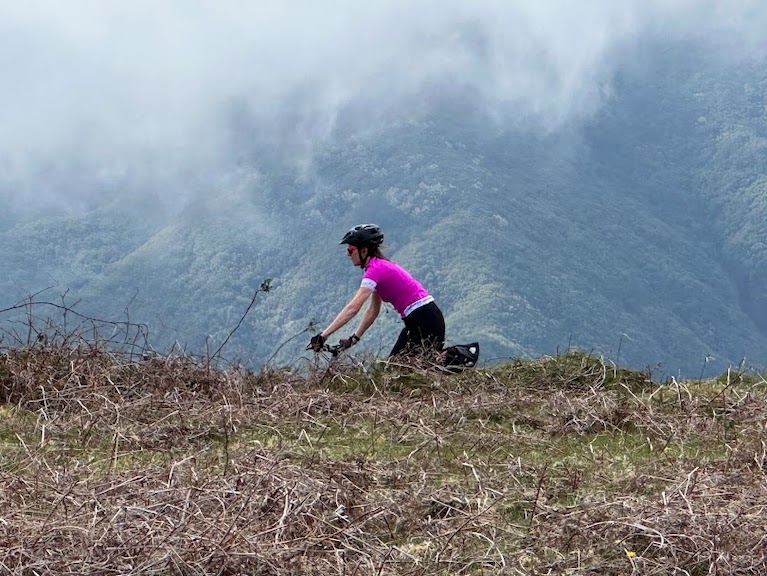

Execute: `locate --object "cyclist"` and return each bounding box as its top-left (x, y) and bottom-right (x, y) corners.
top-left (307, 223), bottom-right (445, 357)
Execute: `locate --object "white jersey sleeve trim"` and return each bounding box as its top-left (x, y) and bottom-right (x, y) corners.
top-left (361, 278), bottom-right (377, 291)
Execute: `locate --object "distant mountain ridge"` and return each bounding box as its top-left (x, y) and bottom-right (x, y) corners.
top-left (1, 39), bottom-right (765, 377)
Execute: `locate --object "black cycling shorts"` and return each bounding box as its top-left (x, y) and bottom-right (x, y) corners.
top-left (389, 301), bottom-right (445, 357)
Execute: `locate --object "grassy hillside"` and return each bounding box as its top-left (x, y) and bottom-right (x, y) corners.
top-left (1, 332), bottom-right (766, 574)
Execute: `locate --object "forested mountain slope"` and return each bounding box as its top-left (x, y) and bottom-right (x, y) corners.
top-left (1, 39), bottom-right (765, 377)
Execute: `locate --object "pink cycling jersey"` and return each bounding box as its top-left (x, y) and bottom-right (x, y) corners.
top-left (360, 257), bottom-right (433, 318)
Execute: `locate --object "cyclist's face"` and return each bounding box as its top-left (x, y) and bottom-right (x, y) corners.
top-left (346, 245), bottom-right (366, 266)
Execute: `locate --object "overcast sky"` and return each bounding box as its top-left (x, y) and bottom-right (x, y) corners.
top-left (1, 0), bottom-right (765, 210)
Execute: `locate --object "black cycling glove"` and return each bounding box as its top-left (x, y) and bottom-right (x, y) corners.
top-left (307, 333), bottom-right (326, 351)
top-left (339, 334), bottom-right (360, 350)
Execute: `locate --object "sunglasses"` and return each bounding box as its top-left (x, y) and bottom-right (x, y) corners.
top-left (346, 246), bottom-right (357, 255)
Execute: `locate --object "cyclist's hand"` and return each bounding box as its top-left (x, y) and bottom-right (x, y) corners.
top-left (339, 334), bottom-right (360, 350)
top-left (306, 333), bottom-right (326, 351)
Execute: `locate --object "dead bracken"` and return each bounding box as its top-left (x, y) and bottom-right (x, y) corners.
top-left (1, 340), bottom-right (766, 575)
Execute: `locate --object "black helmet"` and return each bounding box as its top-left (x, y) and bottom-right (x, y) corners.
top-left (340, 224), bottom-right (384, 247)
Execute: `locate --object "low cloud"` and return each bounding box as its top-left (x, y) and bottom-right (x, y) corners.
top-left (1, 0), bottom-right (764, 209)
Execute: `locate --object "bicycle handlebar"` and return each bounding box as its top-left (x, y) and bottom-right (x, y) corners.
top-left (322, 344), bottom-right (344, 357)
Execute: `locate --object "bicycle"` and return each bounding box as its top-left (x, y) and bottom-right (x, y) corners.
top-left (313, 340), bottom-right (480, 373)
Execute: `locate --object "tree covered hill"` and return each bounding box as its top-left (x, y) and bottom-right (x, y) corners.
top-left (0, 38), bottom-right (765, 377)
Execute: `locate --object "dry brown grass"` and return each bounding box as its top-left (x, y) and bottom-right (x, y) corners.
top-left (1, 344), bottom-right (766, 575)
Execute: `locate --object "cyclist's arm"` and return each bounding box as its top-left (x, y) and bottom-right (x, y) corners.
top-left (321, 287), bottom-right (372, 338)
top-left (353, 292), bottom-right (381, 338)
